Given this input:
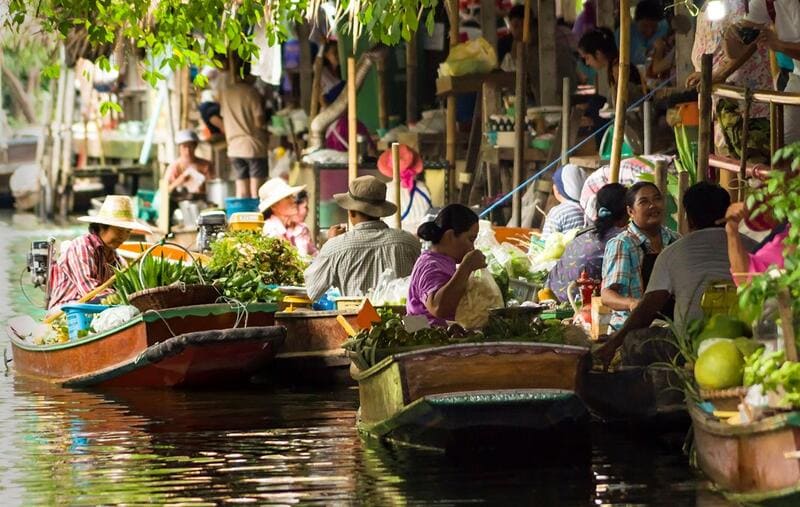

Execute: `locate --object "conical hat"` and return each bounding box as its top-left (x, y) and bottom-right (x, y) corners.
top-left (77, 195), bottom-right (153, 234)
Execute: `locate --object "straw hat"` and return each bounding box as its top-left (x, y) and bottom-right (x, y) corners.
top-left (258, 178), bottom-right (306, 213)
top-left (333, 176), bottom-right (397, 218)
top-left (377, 144), bottom-right (423, 182)
top-left (175, 129), bottom-right (199, 145)
top-left (77, 195), bottom-right (153, 233)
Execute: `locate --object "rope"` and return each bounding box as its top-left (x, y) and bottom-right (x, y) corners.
top-left (479, 76), bottom-right (676, 218)
top-left (215, 296), bottom-right (250, 329)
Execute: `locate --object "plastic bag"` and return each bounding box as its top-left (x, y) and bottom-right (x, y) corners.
top-left (92, 306), bottom-right (140, 333)
top-left (439, 38), bottom-right (498, 77)
top-left (369, 269), bottom-right (410, 306)
top-left (455, 269), bottom-right (505, 329)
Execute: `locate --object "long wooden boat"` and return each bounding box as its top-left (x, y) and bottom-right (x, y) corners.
top-left (352, 342), bottom-right (591, 452)
top-left (581, 366), bottom-right (689, 429)
top-left (272, 310), bottom-right (356, 384)
top-left (8, 303), bottom-right (284, 388)
top-left (690, 403), bottom-right (800, 505)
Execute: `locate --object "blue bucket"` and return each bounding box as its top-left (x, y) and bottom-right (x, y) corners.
top-left (60, 303), bottom-right (109, 340)
top-left (225, 197), bottom-right (260, 218)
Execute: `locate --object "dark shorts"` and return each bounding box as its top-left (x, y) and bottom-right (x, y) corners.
top-left (230, 158), bottom-right (268, 180)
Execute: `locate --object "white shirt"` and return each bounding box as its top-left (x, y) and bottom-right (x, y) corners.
top-left (382, 181), bottom-right (433, 236)
top-left (747, 0), bottom-right (800, 75)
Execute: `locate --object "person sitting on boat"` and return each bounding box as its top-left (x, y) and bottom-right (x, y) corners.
top-left (378, 144), bottom-right (433, 236)
top-left (48, 195), bottom-right (152, 310)
top-left (601, 182), bottom-right (680, 332)
top-left (723, 201), bottom-right (788, 286)
top-left (546, 183), bottom-right (628, 302)
top-left (596, 182), bottom-right (758, 368)
top-left (304, 176), bottom-right (421, 302)
top-left (541, 165), bottom-right (588, 241)
top-left (406, 204), bottom-right (486, 326)
top-left (258, 178), bottom-right (316, 258)
top-left (164, 129), bottom-right (215, 199)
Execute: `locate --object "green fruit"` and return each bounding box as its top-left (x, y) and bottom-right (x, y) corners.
top-left (695, 340), bottom-right (745, 390)
top-left (733, 337), bottom-right (764, 358)
top-left (697, 338), bottom-right (732, 357)
top-left (696, 314), bottom-right (751, 343)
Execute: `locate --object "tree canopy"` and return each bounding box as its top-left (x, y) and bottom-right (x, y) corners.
top-left (3, 0), bottom-right (439, 86)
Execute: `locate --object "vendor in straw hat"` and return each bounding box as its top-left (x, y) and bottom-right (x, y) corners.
top-left (48, 196), bottom-right (152, 310)
top-left (304, 176), bottom-right (421, 302)
top-left (377, 144), bottom-right (433, 235)
top-left (259, 177), bottom-right (317, 257)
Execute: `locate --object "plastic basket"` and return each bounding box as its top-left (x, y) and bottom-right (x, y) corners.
top-left (60, 303), bottom-right (109, 339)
top-left (225, 197), bottom-right (260, 218)
top-left (509, 278), bottom-right (539, 303)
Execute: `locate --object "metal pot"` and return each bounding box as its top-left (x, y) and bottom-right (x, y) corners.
top-left (206, 179), bottom-right (233, 208)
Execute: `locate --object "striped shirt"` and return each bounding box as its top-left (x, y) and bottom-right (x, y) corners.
top-left (48, 232), bottom-right (122, 309)
top-left (602, 223), bottom-right (680, 330)
top-left (541, 201), bottom-right (586, 240)
top-left (304, 221), bottom-right (421, 301)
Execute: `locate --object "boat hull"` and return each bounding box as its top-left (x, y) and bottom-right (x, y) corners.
top-left (690, 404), bottom-right (800, 504)
top-left (10, 303), bottom-right (282, 388)
top-left (353, 342), bottom-right (591, 451)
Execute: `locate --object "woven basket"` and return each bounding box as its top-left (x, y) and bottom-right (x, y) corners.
top-left (700, 386), bottom-right (748, 412)
top-left (128, 284), bottom-right (220, 313)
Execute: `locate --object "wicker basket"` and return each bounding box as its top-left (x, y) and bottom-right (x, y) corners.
top-left (700, 386), bottom-right (748, 412)
top-left (128, 284), bottom-right (220, 313)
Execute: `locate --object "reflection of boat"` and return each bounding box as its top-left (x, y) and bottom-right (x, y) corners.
top-left (10, 303), bottom-right (284, 388)
top-left (581, 366), bottom-right (689, 429)
top-left (272, 310), bottom-right (357, 384)
top-left (690, 403), bottom-right (800, 505)
top-left (352, 342), bottom-right (590, 452)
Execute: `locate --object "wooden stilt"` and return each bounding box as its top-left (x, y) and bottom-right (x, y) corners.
top-left (392, 142), bottom-right (402, 229)
top-left (511, 0), bottom-right (531, 226)
top-left (738, 88), bottom-right (752, 202)
top-left (697, 53), bottom-right (712, 182)
top-left (609, 0), bottom-right (630, 184)
top-left (348, 57), bottom-right (358, 183)
top-left (677, 171), bottom-right (689, 234)
top-left (377, 55), bottom-right (388, 131)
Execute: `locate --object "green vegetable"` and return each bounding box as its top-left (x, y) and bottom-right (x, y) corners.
top-left (112, 250), bottom-right (203, 304)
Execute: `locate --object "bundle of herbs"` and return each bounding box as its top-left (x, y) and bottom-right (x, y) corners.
top-left (107, 253), bottom-right (204, 305)
top-left (206, 231), bottom-right (306, 303)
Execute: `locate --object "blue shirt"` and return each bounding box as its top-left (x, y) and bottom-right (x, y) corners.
top-left (616, 20), bottom-right (669, 67)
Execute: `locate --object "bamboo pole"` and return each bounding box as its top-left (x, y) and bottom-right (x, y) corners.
top-left (446, 0), bottom-right (459, 200)
top-left (511, 0), bottom-right (531, 226)
top-left (561, 77), bottom-right (571, 166)
top-left (392, 142), bottom-right (402, 229)
top-left (677, 171), bottom-right (689, 235)
top-left (778, 289), bottom-right (798, 362)
top-left (376, 55), bottom-right (388, 131)
top-left (713, 84), bottom-right (800, 105)
top-left (739, 88), bottom-right (752, 202)
top-left (406, 36), bottom-right (418, 125)
top-left (654, 159), bottom-right (667, 196)
top-left (348, 57), bottom-right (358, 183)
top-left (180, 66), bottom-right (190, 129)
top-left (697, 53), bottom-right (712, 182)
top-left (609, 0), bottom-right (630, 184)
top-left (643, 98), bottom-right (652, 155)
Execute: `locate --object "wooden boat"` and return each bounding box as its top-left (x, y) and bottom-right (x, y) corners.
top-left (8, 303), bottom-right (284, 388)
top-left (581, 365), bottom-right (689, 429)
top-left (352, 342), bottom-right (591, 452)
top-left (690, 403), bottom-right (800, 505)
top-left (271, 310), bottom-right (356, 384)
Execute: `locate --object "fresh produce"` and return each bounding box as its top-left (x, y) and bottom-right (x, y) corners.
top-left (455, 270), bottom-right (505, 328)
top-left (109, 253), bottom-right (204, 305)
top-left (694, 340), bottom-right (745, 390)
top-left (744, 349), bottom-right (800, 407)
top-left (206, 231), bottom-right (306, 303)
top-left (694, 314), bottom-right (751, 349)
top-left (33, 316), bottom-right (70, 345)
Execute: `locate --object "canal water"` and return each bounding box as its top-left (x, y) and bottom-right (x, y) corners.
top-left (0, 214), bottom-right (734, 506)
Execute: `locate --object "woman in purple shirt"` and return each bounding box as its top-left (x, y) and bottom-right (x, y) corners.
top-left (407, 205), bottom-right (487, 325)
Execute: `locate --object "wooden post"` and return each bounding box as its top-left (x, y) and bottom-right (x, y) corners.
top-left (376, 55), bottom-right (388, 131)
top-left (480, 0), bottom-right (498, 51)
top-left (738, 88), bottom-right (752, 202)
top-left (643, 99), bottom-right (652, 155)
top-left (348, 57), bottom-right (358, 183)
top-left (180, 66), bottom-right (190, 129)
top-left (446, 0), bottom-right (459, 199)
top-left (298, 22), bottom-right (313, 114)
top-left (654, 159), bottom-right (667, 196)
top-left (677, 171), bottom-right (689, 234)
top-left (512, 0), bottom-right (532, 226)
top-left (697, 53), bottom-right (712, 183)
top-left (392, 142), bottom-right (402, 229)
top-left (538, 0), bottom-right (557, 106)
top-left (561, 77), bottom-right (571, 166)
top-left (406, 36), bottom-right (418, 125)
top-left (309, 43), bottom-right (325, 121)
top-left (778, 289), bottom-right (798, 362)
top-left (609, 0), bottom-right (630, 184)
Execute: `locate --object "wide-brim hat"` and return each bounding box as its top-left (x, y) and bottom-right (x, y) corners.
top-left (377, 144), bottom-right (423, 180)
top-left (77, 195), bottom-right (153, 234)
top-left (333, 175), bottom-right (397, 218)
top-left (258, 177), bottom-right (306, 212)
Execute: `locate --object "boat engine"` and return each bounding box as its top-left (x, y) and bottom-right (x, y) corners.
top-left (27, 239), bottom-right (55, 289)
top-left (197, 210), bottom-right (227, 252)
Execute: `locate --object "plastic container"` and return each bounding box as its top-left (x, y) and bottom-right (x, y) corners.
top-left (225, 197), bottom-right (260, 218)
top-left (335, 297), bottom-right (364, 312)
top-left (509, 278), bottom-right (540, 303)
top-left (60, 303), bottom-right (109, 339)
top-left (228, 212), bottom-right (265, 232)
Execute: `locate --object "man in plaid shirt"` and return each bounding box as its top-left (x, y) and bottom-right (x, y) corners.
top-left (305, 176), bottom-right (421, 301)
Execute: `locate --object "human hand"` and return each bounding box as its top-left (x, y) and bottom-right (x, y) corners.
top-left (594, 338), bottom-right (621, 372)
top-left (628, 299), bottom-right (639, 312)
top-left (757, 28), bottom-right (781, 51)
top-left (461, 249), bottom-right (487, 273)
top-left (722, 202), bottom-right (747, 231)
top-left (723, 25), bottom-right (749, 60)
top-left (327, 224), bottom-right (347, 239)
top-left (685, 71), bottom-right (701, 89)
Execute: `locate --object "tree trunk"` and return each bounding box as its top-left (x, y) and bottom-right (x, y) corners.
top-left (1, 64), bottom-right (37, 124)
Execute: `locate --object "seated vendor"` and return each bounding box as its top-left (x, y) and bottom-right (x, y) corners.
top-left (304, 176), bottom-right (421, 301)
top-left (48, 195), bottom-right (152, 310)
top-left (724, 201), bottom-right (788, 286)
top-left (259, 178), bottom-right (316, 257)
top-left (164, 129), bottom-right (214, 198)
top-left (601, 182), bottom-right (680, 331)
top-left (406, 204), bottom-right (486, 326)
top-left (596, 182), bottom-right (758, 368)
top-left (378, 144), bottom-right (433, 236)
top-left (546, 183), bottom-right (628, 302)
top-left (541, 165), bottom-right (588, 240)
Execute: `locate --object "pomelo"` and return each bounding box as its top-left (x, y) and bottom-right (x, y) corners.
top-left (695, 340), bottom-right (745, 390)
top-left (733, 337), bottom-right (764, 358)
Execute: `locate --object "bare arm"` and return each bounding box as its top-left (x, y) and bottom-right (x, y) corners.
top-left (425, 264), bottom-right (474, 319)
top-left (726, 224), bottom-right (750, 286)
top-left (596, 290), bottom-right (670, 366)
top-left (601, 285), bottom-right (639, 312)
